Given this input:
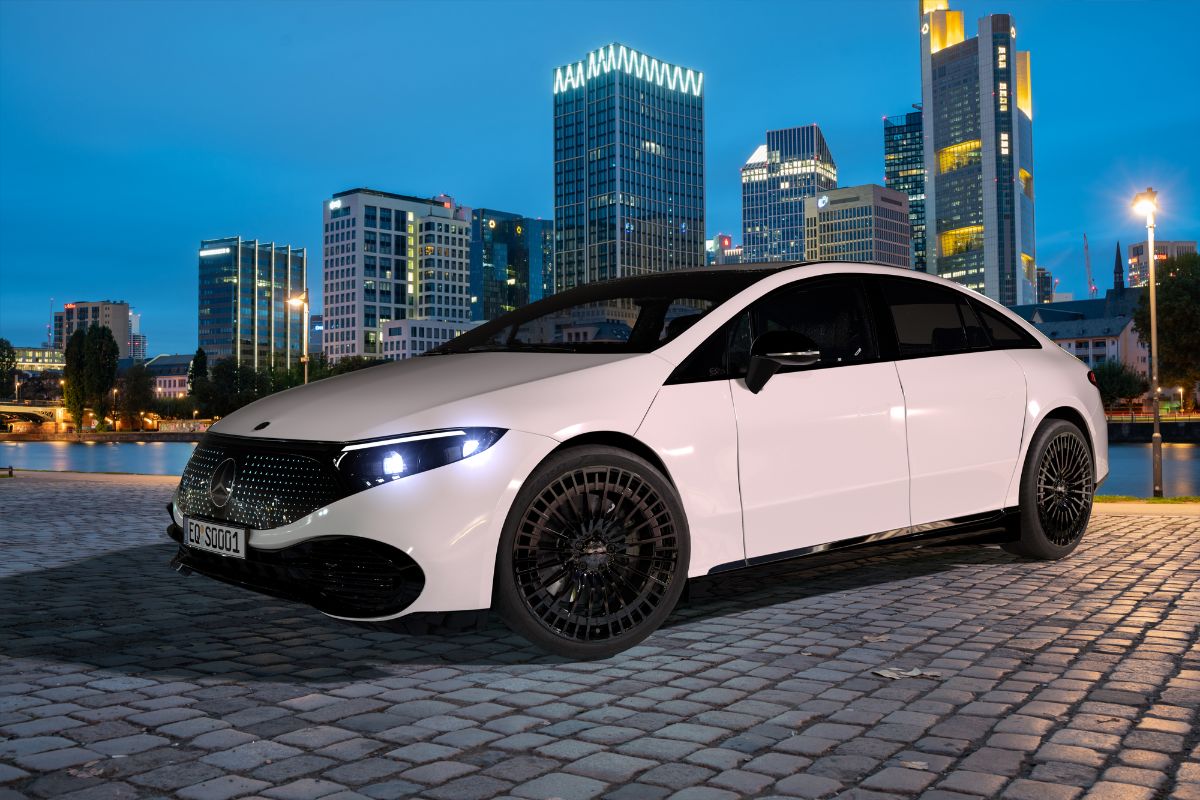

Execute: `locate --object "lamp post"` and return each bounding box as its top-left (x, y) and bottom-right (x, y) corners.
top-left (1132, 187), bottom-right (1162, 497)
top-left (289, 289), bottom-right (310, 385)
top-left (14, 378), bottom-right (20, 402)
top-left (1179, 387), bottom-right (1185, 416)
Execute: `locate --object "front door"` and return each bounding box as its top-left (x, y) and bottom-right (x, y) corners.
top-left (730, 277), bottom-right (910, 561)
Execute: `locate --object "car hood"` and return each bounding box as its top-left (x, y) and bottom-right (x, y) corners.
top-left (208, 352), bottom-right (675, 443)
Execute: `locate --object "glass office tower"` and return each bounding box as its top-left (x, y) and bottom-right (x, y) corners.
top-left (553, 43), bottom-right (705, 315)
top-left (470, 209), bottom-right (553, 321)
top-left (741, 125), bottom-right (837, 263)
top-left (884, 109), bottom-right (927, 272)
top-left (920, 0), bottom-right (1036, 306)
top-left (198, 237), bottom-right (306, 369)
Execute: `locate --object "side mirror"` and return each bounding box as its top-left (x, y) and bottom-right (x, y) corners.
top-left (744, 331), bottom-right (820, 394)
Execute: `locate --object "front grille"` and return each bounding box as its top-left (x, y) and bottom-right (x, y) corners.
top-left (176, 434), bottom-right (346, 530)
top-left (172, 534), bottom-right (425, 618)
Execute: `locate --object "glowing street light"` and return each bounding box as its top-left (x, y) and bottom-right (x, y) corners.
top-left (1131, 187), bottom-right (1162, 496)
top-left (289, 289), bottom-right (311, 385)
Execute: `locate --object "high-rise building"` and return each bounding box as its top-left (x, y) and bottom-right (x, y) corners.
top-left (1036, 266), bottom-right (1054, 304)
top-left (920, 0), bottom-right (1036, 305)
top-left (128, 311), bottom-right (147, 362)
top-left (52, 300), bottom-right (131, 358)
top-left (1127, 239), bottom-right (1196, 287)
top-left (742, 125), bottom-right (837, 263)
top-left (883, 109), bottom-right (927, 272)
top-left (322, 188), bottom-right (471, 362)
top-left (802, 185), bottom-right (911, 268)
top-left (470, 210), bottom-right (552, 321)
top-left (197, 237), bottom-right (306, 369)
top-left (707, 232), bottom-right (743, 266)
top-left (309, 313), bottom-right (324, 355)
top-left (553, 43), bottom-right (705, 305)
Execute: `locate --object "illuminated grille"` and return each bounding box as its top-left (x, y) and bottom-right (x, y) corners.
top-left (175, 435), bottom-right (345, 530)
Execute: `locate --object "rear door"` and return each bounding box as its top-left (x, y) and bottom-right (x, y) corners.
top-left (875, 276), bottom-right (1027, 525)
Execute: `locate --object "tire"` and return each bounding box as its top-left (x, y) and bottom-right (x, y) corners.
top-left (1004, 418), bottom-right (1095, 560)
top-left (494, 445), bottom-right (690, 659)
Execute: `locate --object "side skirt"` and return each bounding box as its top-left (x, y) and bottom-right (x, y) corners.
top-left (706, 508), bottom-right (1020, 575)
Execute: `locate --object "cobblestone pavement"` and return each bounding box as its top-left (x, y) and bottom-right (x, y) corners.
top-left (1, 472), bottom-right (1197, 800)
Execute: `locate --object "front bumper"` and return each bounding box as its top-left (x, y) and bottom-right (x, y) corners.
top-left (169, 428), bottom-right (560, 619)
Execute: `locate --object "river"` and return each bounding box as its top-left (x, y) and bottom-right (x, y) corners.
top-left (1, 440), bottom-right (1197, 498)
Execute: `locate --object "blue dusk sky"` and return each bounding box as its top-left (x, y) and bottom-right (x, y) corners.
top-left (1, 0), bottom-right (1197, 355)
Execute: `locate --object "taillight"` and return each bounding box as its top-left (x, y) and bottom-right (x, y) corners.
top-left (1087, 370), bottom-right (1098, 387)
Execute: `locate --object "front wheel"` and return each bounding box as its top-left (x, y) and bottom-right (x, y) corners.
top-left (494, 445), bottom-right (689, 659)
top-left (1004, 418), bottom-right (1095, 560)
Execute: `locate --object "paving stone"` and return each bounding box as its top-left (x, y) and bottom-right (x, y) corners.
top-left (177, 775), bottom-right (273, 800)
top-left (773, 772), bottom-right (843, 798)
top-left (512, 772), bottom-right (607, 800)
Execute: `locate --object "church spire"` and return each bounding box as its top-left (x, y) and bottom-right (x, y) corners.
top-left (1114, 241), bottom-right (1124, 290)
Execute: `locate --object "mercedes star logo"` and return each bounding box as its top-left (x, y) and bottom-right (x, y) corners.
top-left (209, 458), bottom-right (237, 508)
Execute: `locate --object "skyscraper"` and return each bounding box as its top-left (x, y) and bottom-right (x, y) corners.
top-left (883, 109), bottom-right (927, 272)
top-left (920, 0), bottom-right (1036, 306)
top-left (741, 125), bottom-right (837, 263)
top-left (802, 185), bottom-right (911, 268)
top-left (1127, 239), bottom-right (1196, 287)
top-left (470, 210), bottom-right (552, 322)
top-left (197, 238), bottom-right (306, 369)
top-left (322, 188), bottom-right (472, 362)
top-left (553, 43), bottom-right (705, 304)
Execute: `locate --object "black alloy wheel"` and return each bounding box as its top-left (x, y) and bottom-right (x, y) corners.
top-left (495, 446), bottom-right (689, 659)
top-left (1006, 418), bottom-right (1095, 560)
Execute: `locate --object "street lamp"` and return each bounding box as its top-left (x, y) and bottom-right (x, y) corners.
top-left (289, 289), bottom-right (311, 385)
top-left (13, 378), bottom-right (20, 402)
top-left (1179, 387), bottom-right (1185, 415)
top-left (1132, 187), bottom-right (1162, 496)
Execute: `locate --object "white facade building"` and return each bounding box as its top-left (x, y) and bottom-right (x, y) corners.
top-left (322, 188), bottom-right (472, 363)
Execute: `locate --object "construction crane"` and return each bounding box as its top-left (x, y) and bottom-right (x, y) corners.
top-left (1083, 234), bottom-right (1098, 297)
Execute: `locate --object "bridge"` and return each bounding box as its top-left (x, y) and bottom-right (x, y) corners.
top-left (0, 401), bottom-right (62, 423)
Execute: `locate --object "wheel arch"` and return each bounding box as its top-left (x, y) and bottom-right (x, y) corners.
top-left (548, 430), bottom-right (676, 488)
top-left (1004, 402), bottom-right (1099, 509)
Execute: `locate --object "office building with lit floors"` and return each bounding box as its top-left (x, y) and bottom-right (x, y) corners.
top-left (1127, 239), bottom-right (1196, 287)
top-left (197, 237), bottom-right (307, 369)
top-left (920, 0), bottom-right (1036, 306)
top-left (52, 300), bottom-right (131, 358)
top-left (553, 43), bottom-right (705, 326)
top-left (322, 188), bottom-right (472, 363)
top-left (884, 109), bottom-right (927, 272)
top-left (469, 210), bottom-right (552, 322)
top-left (802, 185), bottom-right (911, 268)
top-left (742, 124), bottom-right (838, 263)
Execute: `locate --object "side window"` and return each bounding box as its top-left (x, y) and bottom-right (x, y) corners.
top-left (972, 300), bottom-right (1041, 349)
top-left (749, 279), bottom-right (878, 367)
top-left (880, 277), bottom-right (982, 357)
top-left (668, 311), bottom-right (750, 384)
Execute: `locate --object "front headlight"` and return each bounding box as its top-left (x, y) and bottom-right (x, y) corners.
top-left (335, 428), bottom-right (505, 492)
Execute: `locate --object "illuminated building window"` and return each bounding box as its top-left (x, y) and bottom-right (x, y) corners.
top-left (997, 46), bottom-right (1007, 68)
top-left (939, 225), bottom-right (984, 257)
top-left (998, 82), bottom-right (1009, 111)
top-left (999, 132), bottom-right (1010, 155)
top-left (936, 140), bottom-right (982, 173)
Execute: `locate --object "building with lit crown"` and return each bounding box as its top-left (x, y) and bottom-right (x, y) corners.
top-left (553, 43), bottom-right (705, 312)
top-left (1127, 239), bottom-right (1196, 287)
top-left (197, 237), bottom-right (306, 369)
top-left (742, 125), bottom-right (837, 263)
top-left (52, 300), bottom-right (131, 358)
top-left (883, 109), bottom-right (927, 272)
top-left (802, 185), bottom-right (911, 268)
top-left (322, 188), bottom-right (472, 362)
top-left (920, 0), bottom-right (1036, 305)
top-left (470, 210), bottom-right (552, 322)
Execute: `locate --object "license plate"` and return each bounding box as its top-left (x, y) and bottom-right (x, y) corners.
top-left (184, 517), bottom-right (248, 559)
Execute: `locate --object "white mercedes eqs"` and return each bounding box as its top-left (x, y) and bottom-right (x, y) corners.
top-left (169, 263), bottom-right (1107, 659)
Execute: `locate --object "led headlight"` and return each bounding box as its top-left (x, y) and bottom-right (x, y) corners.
top-left (335, 428), bottom-right (505, 491)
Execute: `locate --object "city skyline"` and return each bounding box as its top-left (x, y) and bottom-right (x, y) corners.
top-left (1, 0), bottom-right (1198, 353)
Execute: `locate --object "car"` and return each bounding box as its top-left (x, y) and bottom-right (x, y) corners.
top-left (168, 262), bottom-right (1107, 659)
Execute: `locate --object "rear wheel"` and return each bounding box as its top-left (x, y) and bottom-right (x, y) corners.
top-left (1004, 419), bottom-right (1094, 560)
top-left (494, 445), bottom-right (689, 659)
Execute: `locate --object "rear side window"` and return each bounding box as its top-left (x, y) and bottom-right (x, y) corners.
top-left (879, 277), bottom-right (983, 357)
top-left (972, 301), bottom-right (1041, 349)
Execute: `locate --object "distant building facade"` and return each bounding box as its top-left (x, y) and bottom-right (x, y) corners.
top-left (1011, 287), bottom-right (1148, 379)
top-left (145, 354), bottom-right (194, 399)
top-left (920, 0), bottom-right (1036, 305)
top-left (1127, 239), bottom-right (1196, 287)
top-left (470, 210), bottom-right (552, 321)
top-left (553, 43), bottom-right (705, 301)
top-left (381, 319), bottom-right (478, 361)
top-left (309, 313), bottom-right (323, 354)
top-left (883, 109), bottom-right (927, 272)
top-left (128, 311), bottom-right (146, 362)
top-left (197, 237), bottom-right (306, 369)
top-left (1035, 267), bottom-right (1054, 304)
top-left (707, 232), bottom-right (743, 266)
top-left (802, 185), bottom-right (911, 268)
top-left (13, 346), bottom-right (65, 374)
top-left (742, 124), bottom-right (837, 263)
top-left (52, 300), bottom-right (131, 358)
top-left (323, 188), bottom-right (471, 362)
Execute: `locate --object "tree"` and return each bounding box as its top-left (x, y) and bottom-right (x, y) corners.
top-left (1091, 361), bottom-right (1148, 410)
top-left (83, 324), bottom-right (120, 429)
top-left (207, 357), bottom-right (262, 417)
top-left (1133, 252), bottom-right (1200, 411)
top-left (118, 363), bottom-right (156, 431)
top-left (0, 338), bottom-right (15, 398)
top-left (328, 356), bottom-right (389, 376)
top-left (63, 329), bottom-right (88, 432)
top-left (189, 348), bottom-right (212, 416)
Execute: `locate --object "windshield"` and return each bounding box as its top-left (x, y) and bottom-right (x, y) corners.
top-left (429, 269), bottom-right (781, 355)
